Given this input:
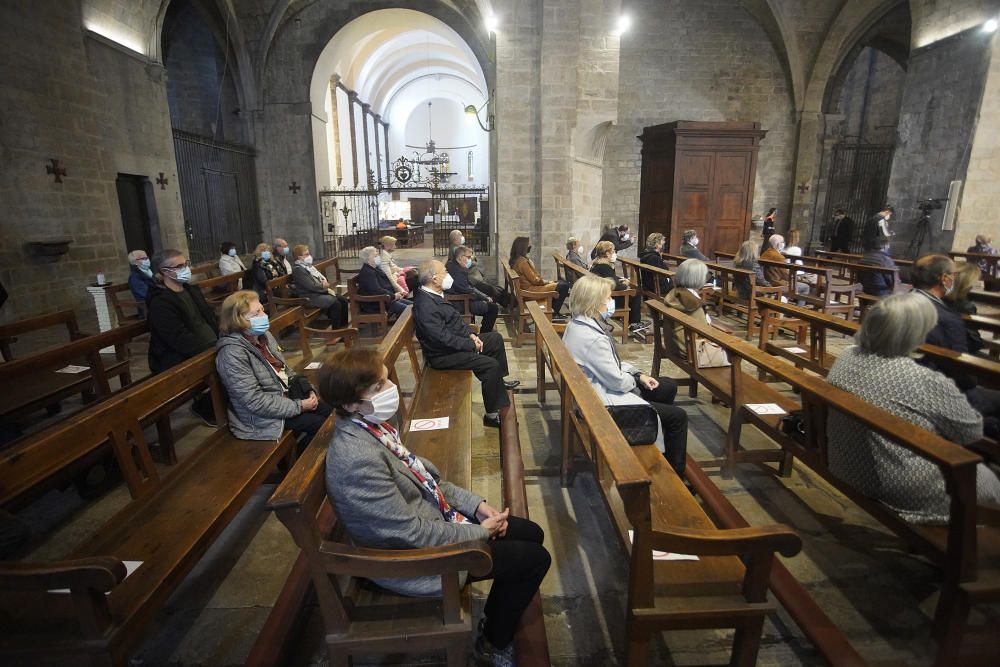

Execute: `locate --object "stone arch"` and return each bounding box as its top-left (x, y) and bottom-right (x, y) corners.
top-left (740, 0), bottom-right (804, 109)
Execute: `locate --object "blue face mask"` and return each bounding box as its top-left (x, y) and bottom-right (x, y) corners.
top-left (171, 266), bottom-right (192, 283)
top-left (227, 248), bottom-right (237, 257)
top-left (465, 258), bottom-right (473, 269)
top-left (261, 250), bottom-right (272, 261)
top-left (281, 246), bottom-right (290, 255)
top-left (600, 298), bottom-right (616, 320)
top-left (248, 313), bottom-right (270, 335)
top-left (374, 255), bottom-right (382, 267)
top-left (139, 258), bottom-right (151, 270)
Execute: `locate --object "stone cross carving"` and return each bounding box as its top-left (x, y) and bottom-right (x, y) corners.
top-left (157, 172), bottom-right (169, 189)
top-left (289, 181), bottom-right (301, 194)
top-left (46, 158), bottom-right (67, 183)
top-left (797, 182), bottom-right (811, 194)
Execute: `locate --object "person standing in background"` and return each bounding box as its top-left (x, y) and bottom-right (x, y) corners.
top-left (760, 208), bottom-right (777, 253)
top-left (829, 209), bottom-right (855, 253)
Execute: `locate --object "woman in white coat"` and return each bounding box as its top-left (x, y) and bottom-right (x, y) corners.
top-left (562, 274), bottom-right (688, 476)
top-left (218, 241), bottom-right (247, 277)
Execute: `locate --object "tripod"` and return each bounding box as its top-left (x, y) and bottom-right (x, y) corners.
top-left (906, 211), bottom-right (933, 259)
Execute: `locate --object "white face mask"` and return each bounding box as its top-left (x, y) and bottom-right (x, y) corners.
top-left (610, 252), bottom-right (618, 263)
top-left (442, 273), bottom-right (454, 290)
top-left (601, 298), bottom-right (616, 320)
top-left (362, 382), bottom-right (400, 424)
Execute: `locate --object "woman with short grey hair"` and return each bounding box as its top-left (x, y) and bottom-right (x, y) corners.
top-left (663, 259), bottom-right (710, 355)
top-left (826, 292), bottom-right (1000, 523)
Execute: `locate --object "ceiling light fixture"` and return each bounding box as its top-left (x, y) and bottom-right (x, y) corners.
top-left (984, 18), bottom-right (998, 33)
top-left (465, 97), bottom-right (495, 132)
top-left (615, 14), bottom-right (632, 35)
top-left (486, 14), bottom-right (499, 34)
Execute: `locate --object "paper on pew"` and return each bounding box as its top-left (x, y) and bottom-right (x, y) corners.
top-left (747, 403), bottom-right (786, 415)
top-left (627, 530), bottom-right (699, 561)
top-left (410, 417), bottom-right (449, 431)
top-left (55, 364), bottom-right (89, 374)
top-left (49, 560), bottom-right (142, 594)
top-left (305, 362), bottom-right (323, 370)
top-left (784, 346), bottom-right (807, 354)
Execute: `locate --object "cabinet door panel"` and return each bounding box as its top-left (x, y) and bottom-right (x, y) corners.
top-left (709, 152), bottom-right (751, 255)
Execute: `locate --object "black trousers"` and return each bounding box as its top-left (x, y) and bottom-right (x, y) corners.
top-left (637, 378), bottom-right (688, 477)
top-left (426, 330), bottom-right (510, 413)
top-left (614, 293), bottom-right (644, 326)
top-left (470, 515), bottom-right (551, 649)
top-left (552, 280), bottom-right (570, 315)
top-left (323, 295), bottom-right (349, 328)
top-left (473, 279), bottom-right (510, 309)
top-left (285, 401), bottom-right (333, 446)
top-left (470, 299), bottom-right (499, 333)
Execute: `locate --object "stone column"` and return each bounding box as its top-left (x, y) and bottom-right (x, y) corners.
top-left (361, 103), bottom-right (372, 188)
top-left (347, 90), bottom-right (359, 186)
top-left (329, 75), bottom-right (343, 186)
top-left (383, 121), bottom-right (391, 182)
top-left (373, 113), bottom-right (383, 188)
top-left (86, 283), bottom-right (115, 354)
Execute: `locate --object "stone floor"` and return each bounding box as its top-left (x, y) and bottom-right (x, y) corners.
top-left (9, 258), bottom-right (1000, 666)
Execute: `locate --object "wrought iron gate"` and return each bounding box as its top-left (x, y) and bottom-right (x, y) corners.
top-left (173, 129), bottom-right (261, 263)
top-left (818, 143), bottom-right (894, 253)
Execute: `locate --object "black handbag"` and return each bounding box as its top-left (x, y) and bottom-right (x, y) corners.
top-left (607, 404), bottom-right (659, 446)
top-left (780, 409), bottom-right (807, 444)
top-left (287, 374), bottom-right (315, 401)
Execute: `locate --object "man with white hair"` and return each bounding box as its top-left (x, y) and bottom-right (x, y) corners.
top-left (761, 235), bottom-right (808, 295)
top-left (126, 249), bottom-right (155, 318)
top-left (357, 246), bottom-right (411, 316)
top-left (272, 237), bottom-right (293, 275)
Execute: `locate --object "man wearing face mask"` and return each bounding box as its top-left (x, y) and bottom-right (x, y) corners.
top-left (413, 260), bottom-right (519, 428)
top-left (147, 249), bottom-right (220, 425)
top-left (126, 249), bottom-right (155, 319)
top-left (446, 245), bottom-right (498, 332)
top-left (357, 245), bottom-right (412, 316)
top-left (272, 237), bottom-right (294, 276)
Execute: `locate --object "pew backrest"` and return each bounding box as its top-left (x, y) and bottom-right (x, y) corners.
top-left (0, 309), bottom-right (85, 361)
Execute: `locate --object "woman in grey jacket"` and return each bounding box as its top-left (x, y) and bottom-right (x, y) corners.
top-left (318, 348), bottom-right (550, 666)
top-left (563, 274), bottom-right (688, 476)
top-left (215, 291), bottom-right (331, 444)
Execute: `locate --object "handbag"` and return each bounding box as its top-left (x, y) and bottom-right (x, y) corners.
top-left (287, 374), bottom-right (315, 401)
top-left (606, 404), bottom-right (659, 446)
top-left (780, 409), bottom-right (807, 444)
top-left (696, 338), bottom-right (730, 368)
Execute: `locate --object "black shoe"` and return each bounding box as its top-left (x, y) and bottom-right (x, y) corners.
top-left (503, 379), bottom-right (520, 390)
top-left (483, 413), bottom-right (501, 428)
top-left (191, 403), bottom-right (219, 428)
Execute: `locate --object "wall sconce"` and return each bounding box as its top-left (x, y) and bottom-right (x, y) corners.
top-left (464, 97), bottom-right (495, 132)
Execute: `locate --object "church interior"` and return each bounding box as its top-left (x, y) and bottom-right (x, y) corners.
top-left (2, 1), bottom-right (1000, 665)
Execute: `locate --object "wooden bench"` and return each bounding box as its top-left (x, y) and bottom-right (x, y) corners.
top-left (971, 289), bottom-right (1000, 309)
top-left (815, 249), bottom-right (913, 269)
top-left (264, 257), bottom-right (355, 318)
top-left (710, 261), bottom-right (791, 340)
top-left (949, 251), bottom-right (1000, 281)
top-left (654, 301), bottom-right (1000, 663)
top-left (757, 257), bottom-right (861, 320)
top-left (500, 257), bottom-right (557, 348)
top-left (248, 307), bottom-right (549, 666)
top-left (527, 299), bottom-right (801, 666)
top-left (0, 312), bottom-right (309, 666)
top-left (552, 252), bottom-right (636, 344)
top-left (0, 309), bottom-right (86, 361)
top-left (107, 284), bottom-right (143, 324)
top-left (193, 271), bottom-right (244, 308)
top-left (189, 259), bottom-right (218, 281)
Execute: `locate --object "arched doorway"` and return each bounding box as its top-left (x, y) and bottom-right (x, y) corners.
top-left (309, 9), bottom-right (491, 258)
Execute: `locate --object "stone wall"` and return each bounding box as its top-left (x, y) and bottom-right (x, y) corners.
top-left (886, 27), bottom-right (993, 255)
top-left (0, 0), bottom-right (183, 323)
top-left (836, 47), bottom-right (906, 145)
top-left (600, 0), bottom-right (797, 241)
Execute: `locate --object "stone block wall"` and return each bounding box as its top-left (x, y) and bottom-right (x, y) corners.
top-left (836, 47), bottom-right (906, 146)
top-left (601, 0), bottom-right (797, 239)
top-left (0, 0), bottom-right (183, 323)
top-left (886, 28), bottom-right (993, 255)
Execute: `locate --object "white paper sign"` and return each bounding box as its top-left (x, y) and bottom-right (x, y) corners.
top-left (305, 362), bottom-right (323, 370)
top-left (628, 530), bottom-right (699, 561)
top-left (784, 346), bottom-right (807, 354)
top-left (55, 364), bottom-right (89, 374)
top-left (746, 403), bottom-right (787, 416)
top-left (410, 417), bottom-right (449, 431)
top-left (49, 560), bottom-right (143, 594)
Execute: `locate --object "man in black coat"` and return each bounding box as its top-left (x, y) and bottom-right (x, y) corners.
top-left (147, 249), bottom-right (220, 425)
top-left (828, 208), bottom-right (854, 253)
top-left (413, 260), bottom-right (518, 428)
top-left (357, 246), bottom-right (411, 316)
top-left (446, 245), bottom-right (499, 332)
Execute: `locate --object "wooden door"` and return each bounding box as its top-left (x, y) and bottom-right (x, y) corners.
top-left (639, 149), bottom-right (675, 244)
top-left (673, 152), bottom-right (713, 253)
top-left (710, 152), bottom-right (752, 255)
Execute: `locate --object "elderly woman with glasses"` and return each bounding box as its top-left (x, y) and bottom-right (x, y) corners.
top-left (826, 292), bottom-right (1000, 523)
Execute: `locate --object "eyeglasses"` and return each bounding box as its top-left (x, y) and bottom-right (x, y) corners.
top-left (164, 262), bottom-right (190, 270)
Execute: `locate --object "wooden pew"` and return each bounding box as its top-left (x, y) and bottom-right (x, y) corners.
top-left (193, 271), bottom-right (244, 307)
top-left (247, 307), bottom-right (547, 666)
top-left (949, 251), bottom-right (1000, 281)
top-left (711, 262), bottom-right (788, 340)
top-left (0, 309), bottom-right (85, 361)
top-left (346, 274), bottom-right (391, 338)
top-left (757, 257), bottom-right (861, 320)
top-left (815, 249), bottom-right (913, 269)
top-left (500, 258), bottom-right (557, 348)
top-left (107, 284), bottom-right (143, 324)
top-left (189, 260), bottom-right (218, 281)
top-left (552, 252), bottom-right (636, 344)
top-left (0, 311), bottom-right (308, 666)
top-left (653, 301), bottom-right (1000, 663)
top-left (264, 256), bottom-right (355, 318)
top-left (527, 299), bottom-right (801, 666)
top-left (971, 290), bottom-right (1000, 308)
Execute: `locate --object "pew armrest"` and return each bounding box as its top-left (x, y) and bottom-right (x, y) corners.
top-left (966, 438), bottom-right (1000, 465)
top-left (0, 557), bottom-right (126, 593)
top-left (318, 539), bottom-right (494, 578)
top-left (304, 326), bottom-right (359, 348)
top-left (520, 289), bottom-right (558, 302)
top-left (651, 524), bottom-right (802, 558)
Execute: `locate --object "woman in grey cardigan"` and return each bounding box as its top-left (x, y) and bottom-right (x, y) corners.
top-left (215, 291), bottom-right (331, 444)
top-left (290, 244), bottom-right (349, 328)
top-left (826, 292), bottom-right (1000, 523)
top-left (318, 348), bottom-right (550, 666)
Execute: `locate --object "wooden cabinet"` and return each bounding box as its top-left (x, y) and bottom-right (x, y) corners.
top-left (638, 121), bottom-right (766, 257)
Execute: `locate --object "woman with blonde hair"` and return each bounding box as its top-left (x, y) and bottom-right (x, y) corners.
top-left (590, 240), bottom-right (647, 335)
top-left (562, 274), bottom-right (688, 475)
top-left (215, 290), bottom-right (331, 444)
top-left (248, 242), bottom-right (279, 302)
top-left (734, 239), bottom-right (770, 300)
top-left (945, 261), bottom-right (982, 315)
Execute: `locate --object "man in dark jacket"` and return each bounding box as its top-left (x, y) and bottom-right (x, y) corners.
top-left (447, 245), bottom-right (498, 332)
top-left (357, 246), bottom-right (411, 316)
top-left (638, 233), bottom-right (673, 295)
top-left (413, 260), bottom-right (518, 428)
top-left (126, 249), bottom-right (155, 318)
top-left (679, 229), bottom-right (710, 261)
top-left (147, 249), bottom-right (219, 425)
top-left (858, 240), bottom-right (896, 296)
top-left (828, 209), bottom-right (854, 253)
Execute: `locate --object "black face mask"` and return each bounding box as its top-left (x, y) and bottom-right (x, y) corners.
top-left (527, 246), bottom-right (532, 253)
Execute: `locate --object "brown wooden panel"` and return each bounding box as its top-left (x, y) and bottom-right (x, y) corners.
top-left (677, 152), bottom-right (713, 188)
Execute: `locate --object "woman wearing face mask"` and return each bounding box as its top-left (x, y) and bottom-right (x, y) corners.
top-left (290, 244), bottom-right (349, 328)
top-left (590, 240), bottom-right (648, 336)
top-left (357, 245), bottom-right (412, 316)
top-left (249, 242), bottom-right (280, 302)
top-left (509, 236), bottom-right (569, 315)
top-left (215, 291), bottom-right (332, 445)
top-left (562, 275), bottom-right (688, 477)
top-left (319, 348), bottom-right (550, 666)
top-left (126, 249), bottom-right (155, 318)
top-left (218, 241), bottom-right (247, 277)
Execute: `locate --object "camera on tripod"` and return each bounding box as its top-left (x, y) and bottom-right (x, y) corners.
top-left (917, 197), bottom-right (948, 213)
